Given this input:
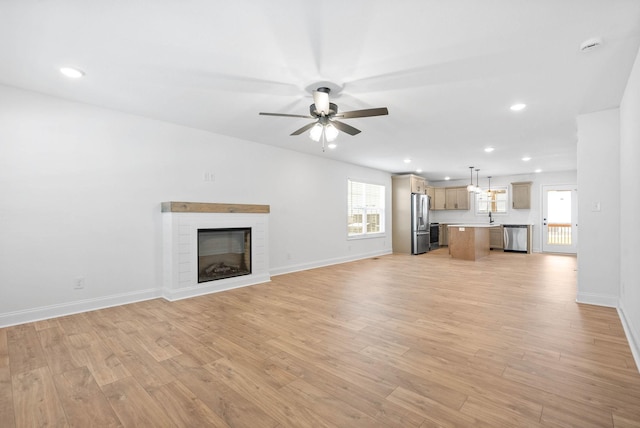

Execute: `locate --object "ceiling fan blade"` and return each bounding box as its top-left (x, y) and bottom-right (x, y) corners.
top-left (259, 112), bottom-right (314, 119)
top-left (331, 120), bottom-right (361, 136)
top-left (335, 107), bottom-right (389, 119)
top-left (290, 122), bottom-right (318, 136)
top-left (312, 91), bottom-right (330, 115)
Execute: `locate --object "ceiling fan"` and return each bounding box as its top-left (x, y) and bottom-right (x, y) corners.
top-left (259, 87), bottom-right (389, 147)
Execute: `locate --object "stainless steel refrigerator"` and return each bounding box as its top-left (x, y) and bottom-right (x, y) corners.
top-left (411, 193), bottom-right (430, 254)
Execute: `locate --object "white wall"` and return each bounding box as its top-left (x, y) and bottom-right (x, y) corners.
top-left (576, 109), bottom-right (621, 307)
top-left (0, 84), bottom-right (392, 326)
top-left (619, 44), bottom-right (640, 364)
top-left (429, 170), bottom-right (577, 253)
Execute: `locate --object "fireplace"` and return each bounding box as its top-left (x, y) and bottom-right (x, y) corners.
top-left (198, 228), bottom-right (251, 283)
top-left (161, 202), bottom-right (269, 301)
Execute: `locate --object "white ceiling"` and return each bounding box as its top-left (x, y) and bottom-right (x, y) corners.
top-left (1, 1), bottom-right (639, 182)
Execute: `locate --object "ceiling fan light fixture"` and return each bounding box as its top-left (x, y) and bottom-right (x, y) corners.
top-left (325, 123), bottom-right (339, 142)
top-left (309, 123), bottom-right (323, 142)
top-left (260, 85), bottom-right (388, 150)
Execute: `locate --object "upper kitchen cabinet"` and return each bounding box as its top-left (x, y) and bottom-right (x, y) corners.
top-left (434, 188), bottom-right (446, 210)
top-left (410, 175), bottom-right (426, 194)
top-left (426, 186), bottom-right (446, 210)
top-left (427, 186), bottom-right (447, 210)
top-left (426, 187), bottom-right (434, 209)
top-left (445, 187), bottom-right (470, 210)
top-left (511, 181), bottom-right (532, 209)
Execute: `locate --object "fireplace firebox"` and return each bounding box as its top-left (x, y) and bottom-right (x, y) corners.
top-left (198, 228), bottom-right (251, 283)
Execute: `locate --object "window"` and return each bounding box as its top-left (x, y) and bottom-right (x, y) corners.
top-left (347, 180), bottom-right (385, 237)
top-left (476, 187), bottom-right (508, 214)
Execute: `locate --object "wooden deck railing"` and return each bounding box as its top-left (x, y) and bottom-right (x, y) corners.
top-left (547, 223), bottom-right (572, 245)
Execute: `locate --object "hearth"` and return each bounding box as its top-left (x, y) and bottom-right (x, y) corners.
top-left (198, 228), bottom-right (251, 283)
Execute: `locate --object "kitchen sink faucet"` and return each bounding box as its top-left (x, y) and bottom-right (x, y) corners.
top-left (489, 211), bottom-right (495, 224)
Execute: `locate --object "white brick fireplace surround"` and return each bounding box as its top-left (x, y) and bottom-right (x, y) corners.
top-left (161, 202), bottom-right (270, 301)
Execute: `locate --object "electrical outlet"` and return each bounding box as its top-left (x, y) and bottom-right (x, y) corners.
top-left (74, 277), bottom-right (85, 289)
top-left (203, 172), bottom-right (216, 182)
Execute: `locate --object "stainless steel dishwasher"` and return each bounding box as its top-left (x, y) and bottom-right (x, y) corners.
top-left (503, 225), bottom-right (528, 253)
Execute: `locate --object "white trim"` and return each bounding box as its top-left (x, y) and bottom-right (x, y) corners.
top-left (575, 292), bottom-right (619, 308)
top-left (270, 249), bottom-right (392, 277)
top-left (0, 288), bottom-right (162, 328)
top-left (618, 305), bottom-right (640, 374)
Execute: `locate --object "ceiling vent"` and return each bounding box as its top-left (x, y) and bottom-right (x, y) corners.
top-left (580, 37), bottom-right (603, 52)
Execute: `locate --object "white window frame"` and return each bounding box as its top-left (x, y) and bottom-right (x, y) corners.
top-left (347, 179), bottom-right (386, 239)
top-left (475, 186), bottom-right (509, 216)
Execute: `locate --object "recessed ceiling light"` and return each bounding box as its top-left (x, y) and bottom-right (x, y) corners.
top-left (403, 158), bottom-right (411, 164)
top-left (484, 147), bottom-right (495, 153)
top-left (327, 143), bottom-right (337, 149)
top-left (534, 169), bottom-right (542, 173)
top-left (60, 67), bottom-right (85, 79)
top-left (444, 176), bottom-right (450, 181)
top-left (510, 103), bottom-right (526, 111)
top-left (522, 156), bottom-right (532, 161)
top-left (416, 168), bottom-right (423, 173)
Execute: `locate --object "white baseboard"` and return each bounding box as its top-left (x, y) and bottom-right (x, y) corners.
top-left (575, 292), bottom-right (619, 308)
top-left (0, 288), bottom-right (162, 328)
top-left (269, 249), bottom-right (392, 277)
top-left (0, 274), bottom-right (273, 328)
top-left (618, 305), bottom-right (640, 373)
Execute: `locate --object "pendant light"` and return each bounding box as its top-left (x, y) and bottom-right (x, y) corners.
top-left (474, 169), bottom-right (481, 193)
top-left (487, 176), bottom-right (492, 194)
top-left (466, 166), bottom-right (475, 192)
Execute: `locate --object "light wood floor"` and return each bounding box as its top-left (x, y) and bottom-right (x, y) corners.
top-left (2, 249), bottom-right (640, 427)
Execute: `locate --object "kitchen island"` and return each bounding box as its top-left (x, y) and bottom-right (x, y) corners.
top-left (447, 224), bottom-right (493, 260)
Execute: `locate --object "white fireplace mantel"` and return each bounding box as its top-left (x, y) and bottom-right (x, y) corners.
top-left (161, 202), bottom-right (270, 301)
